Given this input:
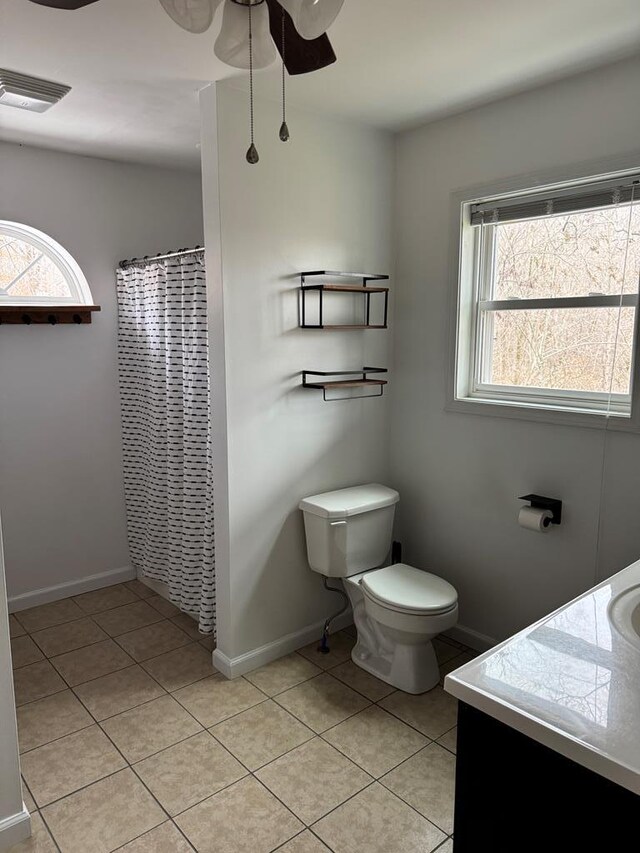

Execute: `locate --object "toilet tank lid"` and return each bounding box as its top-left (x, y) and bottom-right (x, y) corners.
top-left (299, 484), bottom-right (399, 519)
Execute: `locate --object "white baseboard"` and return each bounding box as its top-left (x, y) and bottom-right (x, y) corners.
top-left (444, 623), bottom-right (496, 652)
top-left (213, 611), bottom-right (354, 680)
top-left (8, 566), bottom-right (136, 613)
top-left (0, 807), bottom-right (31, 850)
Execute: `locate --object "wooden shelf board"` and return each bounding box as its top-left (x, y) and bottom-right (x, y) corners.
top-left (307, 379), bottom-right (388, 390)
top-left (321, 324), bottom-right (387, 330)
top-left (305, 284), bottom-right (389, 293)
top-left (300, 270), bottom-right (389, 281)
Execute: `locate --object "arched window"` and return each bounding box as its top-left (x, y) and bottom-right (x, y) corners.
top-left (0, 221), bottom-right (93, 306)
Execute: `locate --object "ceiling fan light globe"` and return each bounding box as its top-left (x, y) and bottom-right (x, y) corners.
top-left (158, 0), bottom-right (221, 34)
top-left (278, 0), bottom-right (344, 40)
top-left (214, 0), bottom-right (276, 70)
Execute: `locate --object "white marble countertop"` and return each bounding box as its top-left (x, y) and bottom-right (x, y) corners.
top-left (445, 559), bottom-right (640, 795)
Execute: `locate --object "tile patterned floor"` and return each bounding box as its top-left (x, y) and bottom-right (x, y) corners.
top-left (10, 582), bottom-right (473, 853)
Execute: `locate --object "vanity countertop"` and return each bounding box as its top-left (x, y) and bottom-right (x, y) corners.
top-left (445, 558), bottom-right (640, 795)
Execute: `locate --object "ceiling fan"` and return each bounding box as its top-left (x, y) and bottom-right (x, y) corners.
top-left (27, 0), bottom-right (342, 76)
top-left (27, 0), bottom-right (345, 164)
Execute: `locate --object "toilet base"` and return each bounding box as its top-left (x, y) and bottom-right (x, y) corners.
top-left (351, 636), bottom-right (440, 694)
top-left (343, 572), bottom-right (457, 695)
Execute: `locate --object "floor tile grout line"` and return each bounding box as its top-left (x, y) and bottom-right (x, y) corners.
top-left (377, 762), bottom-right (455, 835)
top-left (28, 759), bottom-right (130, 813)
top-left (269, 827), bottom-right (316, 852)
top-left (211, 726), bottom-right (317, 775)
top-left (270, 684), bottom-right (373, 737)
top-left (316, 722), bottom-right (432, 781)
top-left (12, 582), bottom-right (146, 631)
top-left (73, 679), bottom-right (170, 723)
top-left (306, 825), bottom-right (338, 853)
top-left (171, 688), bottom-right (272, 728)
top-left (375, 696), bottom-right (457, 742)
top-left (19, 720), bottom-right (97, 758)
top-left (97, 713), bottom-right (204, 766)
top-left (37, 807), bottom-right (64, 853)
top-left (109, 818), bottom-right (198, 853)
top-left (370, 689), bottom-right (457, 835)
top-left (306, 777), bottom-right (378, 830)
top-left (92, 612), bottom-right (168, 639)
top-left (245, 772), bottom-right (322, 837)
top-left (128, 727), bottom-right (225, 773)
top-left (129, 755), bottom-right (248, 822)
top-left (308, 776), bottom-right (446, 844)
top-left (14, 682), bottom-right (68, 710)
top-left (111, 634), bottom-right (194, 664)
top-left (29, 632), bottom-right (110, 661)
top-left (248, 739), bottom-right (377, 830)
top-left (243, 660), bottom-right (326, 697)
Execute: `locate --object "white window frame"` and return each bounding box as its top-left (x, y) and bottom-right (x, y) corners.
top-left (447, 159), bottom-right (640, 432)
top-left (0, 220), bottom-right (93, 306)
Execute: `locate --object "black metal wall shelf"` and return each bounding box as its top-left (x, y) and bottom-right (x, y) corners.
top-left (299, 270), bottom-right (389, 330)
top-left (302, 368), bottom-right (388, 401)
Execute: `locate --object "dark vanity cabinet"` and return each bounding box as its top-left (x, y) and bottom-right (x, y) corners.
top-left (453, 702), bottom-right (640, 852)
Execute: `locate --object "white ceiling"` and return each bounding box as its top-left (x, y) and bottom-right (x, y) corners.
top-left (1, 0), bottom-right (639, 170)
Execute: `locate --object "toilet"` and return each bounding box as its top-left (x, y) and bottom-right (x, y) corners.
top-left (299, 483), bottom-right (458, 694)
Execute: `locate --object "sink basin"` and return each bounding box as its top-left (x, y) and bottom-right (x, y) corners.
top-left (608, 584), bottom-right (640, 652)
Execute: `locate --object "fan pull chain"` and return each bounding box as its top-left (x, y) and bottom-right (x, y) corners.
top-left (246, 1), bottom-right (259, 164)
top-left (279, 7), bottom-right (290, 142)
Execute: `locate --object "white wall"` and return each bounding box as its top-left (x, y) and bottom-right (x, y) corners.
top-left (392, 56), bottom-right (640, 646)
top-left (201, 83), bottom-right (394, 665)
top-left (0, 515), bottom-right (29, 848)
top-left (0, 142), bottom-right (203, 603)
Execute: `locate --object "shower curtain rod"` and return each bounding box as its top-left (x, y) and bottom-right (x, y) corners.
top-left (119, 246), bottom-right (205, 269)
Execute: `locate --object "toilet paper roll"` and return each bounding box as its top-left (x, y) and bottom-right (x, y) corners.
top-left (518, 505), bottom-right (554, 532)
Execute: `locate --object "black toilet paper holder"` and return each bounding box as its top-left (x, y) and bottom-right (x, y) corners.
top-left (518, 494), bottom-right (562, 525)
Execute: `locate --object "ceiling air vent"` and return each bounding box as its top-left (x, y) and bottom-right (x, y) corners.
top-left (0, 69), bottom-right (71, 113)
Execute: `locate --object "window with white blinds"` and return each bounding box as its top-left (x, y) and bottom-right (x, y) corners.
top-left (454, 170), bottom-right (640, 417)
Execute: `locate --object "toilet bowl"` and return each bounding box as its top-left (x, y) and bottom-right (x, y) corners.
top-left (299, 484), bottom-right (458, 694)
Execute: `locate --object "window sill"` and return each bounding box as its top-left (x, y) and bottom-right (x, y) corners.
top-left (446, 395), bottom-right (640, 433)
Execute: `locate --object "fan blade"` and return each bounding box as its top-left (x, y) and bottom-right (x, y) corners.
top-left (27, 1), bottom-right (100, 8)
top-left (159, 0), bottom-right (220, 35)
top-left (266, 0), bottom-right (336, 75)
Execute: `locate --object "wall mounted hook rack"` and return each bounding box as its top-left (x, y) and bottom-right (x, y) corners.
top-left (0, 306), bottom-right (101, 326)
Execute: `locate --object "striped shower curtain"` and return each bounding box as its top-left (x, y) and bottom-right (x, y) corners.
top-left (116, 252), bottom-right (215, 635)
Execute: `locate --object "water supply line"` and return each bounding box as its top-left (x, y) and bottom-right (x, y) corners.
top-left (318, 576), bottom-right (350, 654)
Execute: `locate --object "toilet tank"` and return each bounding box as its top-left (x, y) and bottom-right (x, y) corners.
top-left (299, 484), bottom-right (399, 577)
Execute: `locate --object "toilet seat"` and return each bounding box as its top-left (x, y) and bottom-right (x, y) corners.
top-left (361, 563), bottom-right (457, 616)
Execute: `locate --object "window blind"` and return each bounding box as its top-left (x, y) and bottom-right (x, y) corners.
top-left (470, 174), bottom-right (640, 226)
